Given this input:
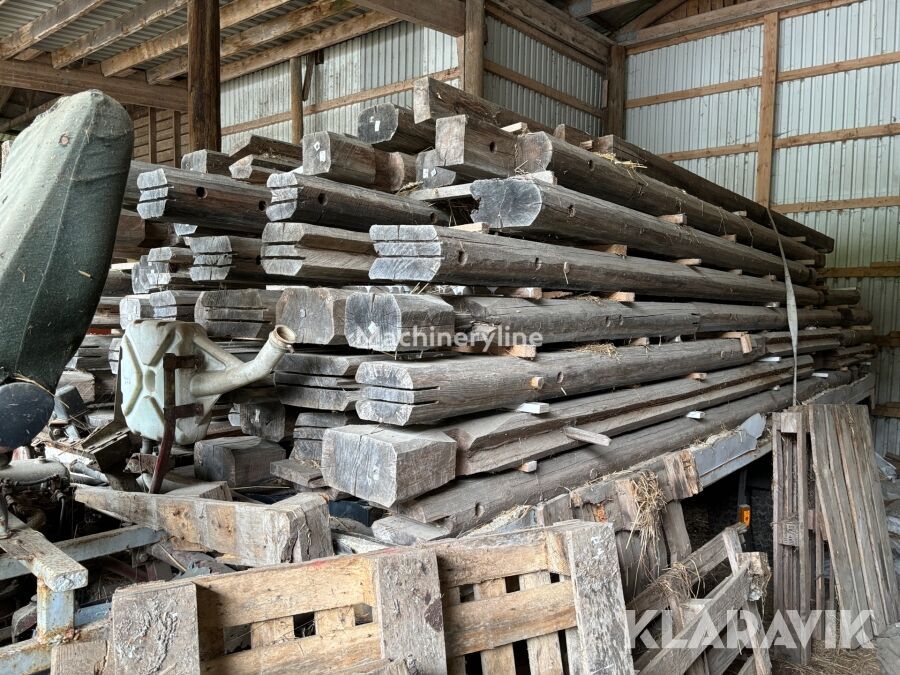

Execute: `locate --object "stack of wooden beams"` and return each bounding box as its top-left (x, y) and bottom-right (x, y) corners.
top-left (116, 75), bottom-right (874, 596)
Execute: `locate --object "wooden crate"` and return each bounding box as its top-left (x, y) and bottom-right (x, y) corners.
top-left (106, 521), bottom-right (630, 674)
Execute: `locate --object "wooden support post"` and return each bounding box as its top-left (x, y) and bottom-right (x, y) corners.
top-left (187, 0), bottom-right (221, 152)
top-left (755, 12), bottom-right (779, 206)
top-left (172, 110), bottom-right (183, 166)
top-left (290, 56), bottom-right (303, 145)
top-left (147, 108), bottom-right (158, 164)
top-left (464, 0), bottom-right (485, 97)
top-left (605, 45), bottom-right (626, 136)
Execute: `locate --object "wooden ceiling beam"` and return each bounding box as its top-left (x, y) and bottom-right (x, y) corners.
top-left (50, 0), bottom-right (187, 69)
top-left (220, 11), bottom-right (399, 82)
top-left (568, 0), bottom-right (641, 18)
top-left (0, 0), bottom-right (110, 60)
top-left (613, 0), bottom-right (685, 38)
top-left (352, 0), bottom-right (465, 35)
top-left (0, 59), bottom-right (188, 110)
top-left (147, 0), bottom-right (352, 83)
top-left (617, 0), bottom-right (830, 46)
top-left (0, 96), bottom-right (59, 134)
top-left (100, 0), bottom-right (296, 77)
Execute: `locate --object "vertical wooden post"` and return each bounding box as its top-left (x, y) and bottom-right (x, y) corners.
top-left (147, 108), bottom-right (158, 163)
top-left (172, 110), bottom-right (183, 166)
top-left (605, 45), bottom-right (627, 137)
top-left (463, 0), bottom-right (485, 97)
top-left (755, 12), bottom-right (778, 206)
top-left (187, 0), bottom-right (221, 152)
top-left (290, 56), bottom-right (303, 144)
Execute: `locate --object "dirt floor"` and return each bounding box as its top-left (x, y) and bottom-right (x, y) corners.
top-left (771, 642), bottom-right (883, 674)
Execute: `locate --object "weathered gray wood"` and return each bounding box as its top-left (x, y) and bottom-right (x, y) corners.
top-left (181, 148), bottom-right (232, 175)
top-left (471, 177), bottom-right (814, 282)
top-left (345, 292), bottom-right (457, 351)
top-left (195, 288), bottom-right (280, 339)
top-left (276, 287), bottom-right (355, 345)
top-left (369, 226), bottom-right (823, 306)
top-left (229, 153), bottom-right (300, 183)
top-left (194, 436), bottom-right (285, 487)
top-left (322, 425), bottom-right (457, 507)
top-left (274, 351), bottom-right (385, 412)
top-left (358, 103), bottom-right (436, 154)
top-left (110, 581), bottom-right (201, 674)
top-left (415, 149), bottom-right (459, 188)
top-left (240, 401), bottom-right (298, 442)
top-left (518, 132), bottom-right (825, 265)
top-left (356, 336), bottom-right (765, 425)
top-left (229, 134), bottom-right (303, 162)
top-left (266, 169), bottom-right (448, 226)
top-left (303, 131), bottom-right (377, 186)
top-left (593, 134), bottom-right (833, 253)
top-left (434, 114), bottom-right (518, 180)
top-left (261, 222), bottom-right (374, 283)
top-left (188, 235), bottom-right (274, 285)
top-left (413, 76), bottom-right (551, 132)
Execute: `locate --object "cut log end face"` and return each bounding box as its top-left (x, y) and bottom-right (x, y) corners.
top-left (470, 177), bottom-right (543, 229)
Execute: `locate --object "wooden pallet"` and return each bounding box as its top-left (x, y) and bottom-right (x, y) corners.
top-left (104, 521), bottom-right (631, 674)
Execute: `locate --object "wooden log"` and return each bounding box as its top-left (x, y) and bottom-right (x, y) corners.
top-left (303, 131), bottom-right (377, 186)
top-left (518, 132), bottom-right (825, 265)
top-left (137, 166), bottom-right (270, 234)
top-left (181, 148), bottom-right (232, 175)
top-left (369, 226), bottom-right (823, 306)
top-left (276, 287), bottom-right (355, 345)
top-left (229, 153), bottom-right (300, 183)
top-left (822, 286), bottom-right (861, 306)
top-left (239, 401), bottom-right (299, 442)
top-left (292, 410), bottom-right (359, 460)
top-left (229, 134), bottom-right (303, 162)
top-left (322, 426), bottom-right (457, 507)
top-left (345, 292), bottom-right (458, 351)
top-left (195, 288), bottom-right (280, 339)
top-left (358, 103), bottom-right (436, 154)
top-left (356, 336), bottom-right (766, 426)
top-left (593, 134), bottom-right (834, 253)
top-left (274, 352), bottom-right (385, 412)
top-left (266, 170), bottom-right (448, 227)
top-left (74, 487), bottom-right (332, 565)
top-left (392, 375), bottom-right (849, 535)
top-left (261, 222), bottom-right (375, 283)
top-left (415, 149), bottom-right (459, 188)
top-left (471, 177), bottom-right (814, 282)
top-left (194, 436), bottom-right (285, 487)
top-left (188, 235), bottom-right (275, 285)
top-left (413, 76), bottom-right (552, 131)
top-left (375, 150), bottom-right (417, 192)
top-left (434, 115), bottom-right (518, 180)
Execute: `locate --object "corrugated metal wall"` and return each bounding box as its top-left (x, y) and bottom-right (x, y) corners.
top-left (625, 0), bottom-right (900, 453)
top-left (484, 17), bottom-right (604, 134)
top-left (220, 22), bottom-right (458, 153)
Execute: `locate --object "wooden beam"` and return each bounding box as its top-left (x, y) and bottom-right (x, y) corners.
top-left (774, 122), bottom-right (900, 149)
top-left (626, 76), bottom-right (762, 109)
top-left (0, 0), bottom-right (108, 60)
top-left (188, 0), bottom-right (221, 151)
top-left (614, 0), bottom-right (685, 37)
top-left (147, 0), bottom-right (350, 83)
top-left (220, 12), bottom-right (399, 82)
top-left (755, 12), bottom-right (778, 207)
top-left (100, 0), bottom-right (296, 77)
top-left (0, 58), bottom-right (187, 111)
top-left (658, 142), bottom-right (758, 162)
top-left (618, 0), bottom-right (829, 46)
top-left (568, 0), bottom-right (640, 18)
top-left (50, 0), bottom-right (187, 69)
top-left (873, 403), bottom-right (900, 418)
top-left (463, 0), bottom-right (485, 97)
top-left (487, 0), bottom-right (611, 64)
top-left (776, 196), bottom-right (900, 214)
top-left (483, 61), bottom-right (603, 117)
top-left (354, 0), bottom-right (465, 35)
top-left (290, 57), bottom-right (303, 144)
top-left (605, 45), bottom-right (626, 136)
top-left (779, 50), bottom-right (900, 82)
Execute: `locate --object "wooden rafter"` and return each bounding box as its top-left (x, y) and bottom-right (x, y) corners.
top-left (219, 11), bottom-right (400, 82)
top-left (50, 0), bottom-right (187, 69)
top-left (353, 0), bottom-right (465, 35)
top-left (100, 0), bottom-right (296, 77)
top-left (614, 0), bottom-right (685, 37)
top-left (0, 58), bottom-right (187, 110)
top-left (0, 0), bottom-right (109, 61)
top-left (147, 0), bottom-right (351, 83)
top-left (568, 0), bottom-right (641, 18)
top-left (617, 0), bottom-right (833, 46)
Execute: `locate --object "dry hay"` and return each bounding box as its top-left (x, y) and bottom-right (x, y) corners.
top-left (772, 641), bottom-right (881, 675)
top-left (627, 471), bottom-right (668, 579)
top-left (571, 342), bottom-right (619, 357)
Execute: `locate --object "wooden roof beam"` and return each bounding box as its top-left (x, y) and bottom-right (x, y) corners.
top-left (219, 11), bottom-right (400, 82)
top-left (0, 0), bottom-right (110, 60)
top-left (352, 0), bottom-right (465, 35)
top-left (50, 0), bottom-right (187, 69)
top-left (613, 0), bottom-right (685, 38)
top-left (100, 0), bottom-right (298, 77)
top-left (0, 58), bottom-right (187, 111)
top-left (568, 0), bottom-right (642, 18)
top-left (617, 0), bottom-right (831, 46)
top-left (147, 0), bottom-right (352, 83)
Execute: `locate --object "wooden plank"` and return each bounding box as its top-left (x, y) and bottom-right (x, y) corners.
top-left (776, 196), bottom-right (900, 213)
top-left (569, 0), bottom-right (640, 17)
top-left (464, 0), bottom-right (485, 96)
top-left (626, 76), bottom-right (762, 109)
top-left (755, 12), bottom-right (778, 207)
top-left (614, 0), bottom-right (687, 37)
top-left (0, 0), bottom-right (108, 60)
top-left (51, 0), bottom-right (188, 69)
top-left (355, 0), bottom-right (464, 34)
top-left (0, 59), bottom-right (187, 111)
top-left (618, 0), bottom-right (833, 46)
top-left (779, 50), bottom-right (900, 82)
top-left (484, 60), bottom-right (604, 117)
top-left (0, 515), bottom-right (88, 593)
top-left (100, 0), bottom-right (295, 76)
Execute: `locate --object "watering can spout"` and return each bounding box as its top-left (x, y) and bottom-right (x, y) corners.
top-left (189, 325), bottom-right (295, 399)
